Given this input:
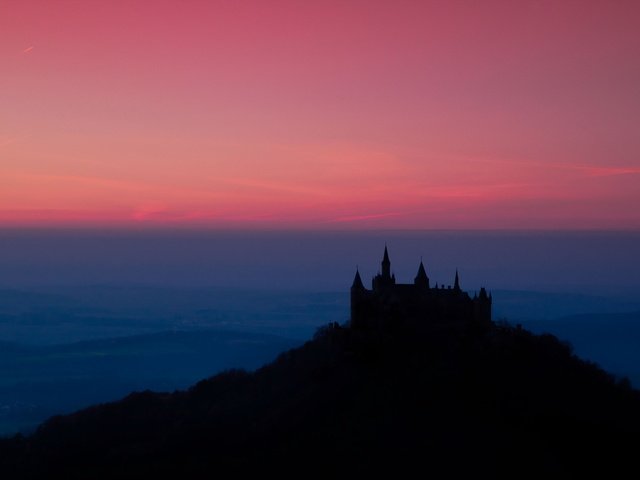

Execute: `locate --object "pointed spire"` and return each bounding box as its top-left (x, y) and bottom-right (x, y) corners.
top-left (454, 269), bottom-right (460, 291)
top-left (417, 261), bottom-right (427, 278)
top-left (381, 244), bottom-right (391, 278)
top-left (414, 260), bottom-right (429, 288)
top-left (351, 268), bottom-right (364, 290)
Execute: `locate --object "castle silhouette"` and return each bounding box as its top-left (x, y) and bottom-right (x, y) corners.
top-left (351, 246), bottom-right (491, 329)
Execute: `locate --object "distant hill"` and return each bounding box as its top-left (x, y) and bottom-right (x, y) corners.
top-left (492, 289), bottom-right (640, 320)
top-left (522, 311), bottom-right (640, 386)
top-left (1, 318), bottom-right (639, 478)
top-left (0, 330), bottom-right (297, 435)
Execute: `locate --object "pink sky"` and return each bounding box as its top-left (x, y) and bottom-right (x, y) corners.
top-left (1, 0), bottom-right (639, 229)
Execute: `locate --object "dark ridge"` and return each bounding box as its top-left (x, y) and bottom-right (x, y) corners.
top-left (0, 318), bottom-right (639, 478)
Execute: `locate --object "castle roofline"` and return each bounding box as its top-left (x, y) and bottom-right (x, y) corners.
top-left (414, 260), bottom-right (429, 287)
top-left (351, 269), bottom-right (365, 290)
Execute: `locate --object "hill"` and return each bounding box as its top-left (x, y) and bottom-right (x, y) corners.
top-left (1, 319), bottom-right (639, 478)
top-left (0, 329), bottom-right (297, 435)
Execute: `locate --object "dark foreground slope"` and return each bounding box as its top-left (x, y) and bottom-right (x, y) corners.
top-left (1, 320), bottom-right (639, 478)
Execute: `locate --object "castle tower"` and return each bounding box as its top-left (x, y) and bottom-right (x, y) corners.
top-left (350, 268), bottom-right (367, 328)
top-left (414, 260), bottom-right (430, 288)
top-left (454, 270), bottom-right (461, 292)
top-left (381, 245), bottom-right (391, 279)
top-left (373, 246), bottom-right (396, 289)
top-left (473, 287), bottom-right (492, 326)
top-left (351, 269), bottom-right (364, 290)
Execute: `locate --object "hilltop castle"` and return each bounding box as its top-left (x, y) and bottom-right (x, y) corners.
top-left (351, 246), bottom-right (491, 329)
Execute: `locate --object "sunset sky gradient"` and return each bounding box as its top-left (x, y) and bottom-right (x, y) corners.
top-left (2, 0), bottom-right (639, 229)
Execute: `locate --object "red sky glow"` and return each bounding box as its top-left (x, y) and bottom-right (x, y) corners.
top-left (2, 0), bottom-right (639, 229)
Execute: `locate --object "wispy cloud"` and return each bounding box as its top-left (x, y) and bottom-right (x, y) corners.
top-left (578, 166), bottom-right (640, 177)
top-left (464, 156), bottom-right (640, 178)
top-left (329, 212), bottom-right (404, 223)
top-left (220, 177), bottom-right (332, 197)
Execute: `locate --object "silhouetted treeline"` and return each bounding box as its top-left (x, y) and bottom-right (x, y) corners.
top-left (1, 319), bottom-right (639, 478)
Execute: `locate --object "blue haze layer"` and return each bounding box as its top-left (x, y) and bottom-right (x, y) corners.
top-left (1, 229), bottom-right (639, 294)
top-left (0, 229), bottom-right (639, 435)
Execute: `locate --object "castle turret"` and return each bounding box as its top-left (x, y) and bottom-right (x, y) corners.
top-left (382, 245), bottom-right (391, 279)
top-left (351, 269), bottom-right (364, 290)
top-left (414, 260), bottom-right (430, 288)
top-left (350, 268), bottom-right (367, 328)
top-left (372, 245), bottom-right (396, 289)
top-left (473, 287), bottom-right (492, 327)
top-left (454, 270), bottom-right (461, 292)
